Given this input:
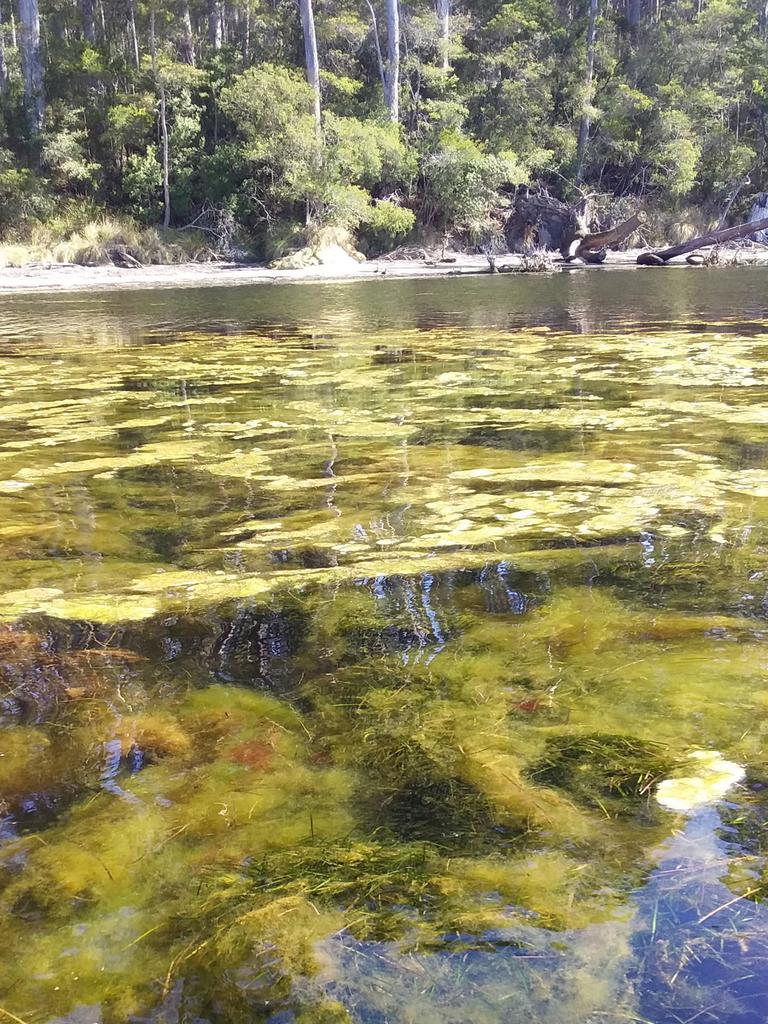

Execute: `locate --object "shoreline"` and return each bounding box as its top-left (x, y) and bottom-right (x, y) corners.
top-left (0, 248), bottom-right (766, 294)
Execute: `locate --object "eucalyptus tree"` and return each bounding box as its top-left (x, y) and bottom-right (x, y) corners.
top-left (18, 0), bottom-right (44, 134)
top-left (79, 0), bottom-right (96, 44)
top-left (150, 7), bottom-right (171, 228)
top-left (299, 0), bottom-right (322, 137)
top-left (0, 2), bottom-right (7, 92)
top-left (436, 0), bottom-right (450, 69)
top-left (181, 2), bottom-right (196, 64)
top-left (385, 0), bottom-right (400, 122)
top-left (208, 0), bottom-right (222, 48)
top-left (575, 0), bottom-right (598, 180)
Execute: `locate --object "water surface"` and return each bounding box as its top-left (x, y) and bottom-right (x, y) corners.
top-left (2, 269), bottom-right (768, 1024)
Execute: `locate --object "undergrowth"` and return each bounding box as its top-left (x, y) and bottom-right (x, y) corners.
top-left (0, 203), bottom-right (214, 267)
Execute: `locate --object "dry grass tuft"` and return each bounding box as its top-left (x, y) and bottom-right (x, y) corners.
top-left (0, 210), bottom-right (214, 268)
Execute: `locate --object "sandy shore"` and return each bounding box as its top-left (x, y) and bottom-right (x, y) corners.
top-left (0, 248), bottom-right (765, 294)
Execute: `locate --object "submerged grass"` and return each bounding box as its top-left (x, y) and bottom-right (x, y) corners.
top-left (528, 734), bottom-right (683, 814)
top-left (0, 313), bottom-right (767, 1021)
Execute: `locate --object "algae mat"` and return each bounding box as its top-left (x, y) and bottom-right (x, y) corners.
top-left (2, 276), bottom-right (768, 1024)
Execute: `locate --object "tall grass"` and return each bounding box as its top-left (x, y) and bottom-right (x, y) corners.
top-left (0, 204), bottom-right (213, 268)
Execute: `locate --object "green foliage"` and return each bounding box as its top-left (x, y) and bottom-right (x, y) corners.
top-left (41, 109), bottom-right (100, 193)
top-left (648, 110), bottom-right (701, 197)
top-left (220, 63), bottom-right (322, 214)
top-left (421, 132), bottom-right (518, 235)
top-left (0, 0), bottom-right (764, 254)
top-left (123, 148), bottom-right (164, 222)
top-left (0, 149), bottom-right (51, 229)
top-left (361, 199), bottom-right (416, 253)
top-left (105, 99), bottom-right (155, 154)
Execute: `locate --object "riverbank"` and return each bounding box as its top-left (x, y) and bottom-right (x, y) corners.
top-left (0, 247), bottom-right (766, 293)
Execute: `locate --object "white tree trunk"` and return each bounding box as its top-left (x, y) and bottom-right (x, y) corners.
top-left (128, 0), bottom-right (140, 68)
top-left (150, 9), bottom-right (171, 229)
top-left (436, 0), bottom-right (450, 70)
top-left (18, 0), bottom-right (44, 134)
top-left (208, 0), bottom-right (222, 49)
top-left (365, 0), bottom-right (387, 98)
top-left (575, 0), bottom-right (598, 180)
top-left (181, 1), bottom-right (196, 63)
top-left (242, 0), bottom-right (250, 63)
top-left (0, 3), bottom-right (7, 92)
top-left (160, 83), bottom-right (171, 229)
top-left (299, 0), bottom-right (321, 138)
top-left (384, 0), bottom-right (400, 122)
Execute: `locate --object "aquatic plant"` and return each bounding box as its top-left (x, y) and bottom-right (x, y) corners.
top-left (1, 314), bottom-right (768, 1023)
top-left (529, 733), bottom-right (681, 816)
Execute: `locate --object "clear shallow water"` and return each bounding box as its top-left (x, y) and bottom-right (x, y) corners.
top-left (2, 270), bottom-right (768, 1023)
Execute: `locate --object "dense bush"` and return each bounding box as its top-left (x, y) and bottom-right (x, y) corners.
top-left (0, 0), bottom-right (765, 259)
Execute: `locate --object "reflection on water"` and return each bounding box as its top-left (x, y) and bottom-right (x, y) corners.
top-left (1, 272), bottom-right (768, 1023)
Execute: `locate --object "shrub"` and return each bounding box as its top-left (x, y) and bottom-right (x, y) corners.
top-left (420, 132), bottom-right (519, 236)
top-left (359, 199), bottom-right (416, 254)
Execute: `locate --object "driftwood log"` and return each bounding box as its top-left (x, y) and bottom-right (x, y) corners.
top-left (581, 247), bottom-right (608, 264)
top-left (569, 210), bottom-right (647, 258)
top-left (506, 188), bottom-right (645, 261)
top-left (637, 214), bottom-right (768, 265)
top-left (107, 245), bottom-right (143, 268)
top-left (565, 212), bottom-right (645, 261)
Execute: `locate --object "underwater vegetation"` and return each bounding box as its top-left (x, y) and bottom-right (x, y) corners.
top-left (2, 310), bottom-right (768, 1022)
top-left (2, 319), bottom-right (768, 624)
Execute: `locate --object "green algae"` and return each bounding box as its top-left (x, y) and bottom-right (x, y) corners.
top-left (0, 321), bottom-right (767, 623)
top-left (2, 309), bottom-right (768, 1022)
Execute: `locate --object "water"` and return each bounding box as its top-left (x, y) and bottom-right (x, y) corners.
top-left (1, 268), bottom-right (768, 1023)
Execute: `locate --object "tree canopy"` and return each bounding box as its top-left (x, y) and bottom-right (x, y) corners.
top-left (0, 0), bottom-right (766, 256)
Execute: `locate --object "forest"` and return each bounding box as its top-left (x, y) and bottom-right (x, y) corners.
top-left (0, 0), bottom-right (766, 262)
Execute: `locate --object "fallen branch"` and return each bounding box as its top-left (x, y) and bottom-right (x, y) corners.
top-left (107, 246), bottom-right (143, 269)
top-left (570, 212), bottom-right (645, 259)
top-left (637, 214), bottom-right (768, 264)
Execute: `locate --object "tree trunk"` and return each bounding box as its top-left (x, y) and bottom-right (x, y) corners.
top-left (208, 0), bottom-right (222, 49)
top-left (748, 192), bottom-right (768, 241)
top-left (180, 1), bottom-right (195, 64)
top-left (79, 0), bottom-right (96, 44)
top-left (575, 0), bottom-right (598, 180)
top-left (160, 84), bottom-right (171, 228)
top-left (18, 0), bottom-right (44, 135)
top-left (627, 0), bottom-right (641, 30)
top-left (506, 188), bottom-right (590, 255)
top-left (365, 0), bottom-right (387, 98)
top-left (568, 212), bottom-right (644, 258)
top-left (128, 0), bottom-right (140, 68)
top-left (637, 214), bottom-right (768, 263)
top-left (51, 9), bottom-right (68, 42)
top-left (436, 0), bottom-right (450, 70)
top-left (0, 4), bottom-right (7, 93)
top-left (242, 0), bottom-right (250, 63)
top-left (299, 0), bottom-right (321, 138)
top-left (150, 9), bottom-right (171, 229)
top-left (384, 0), bottom-right (400, 122)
